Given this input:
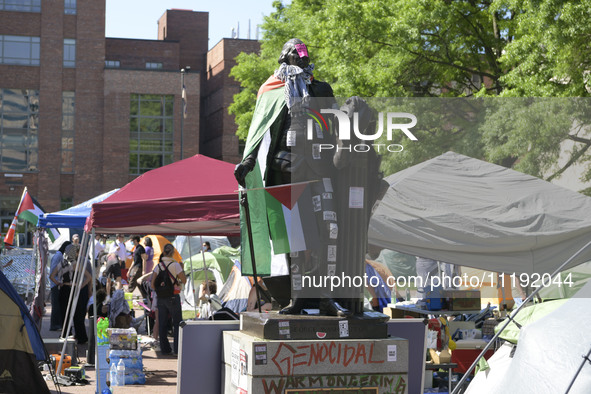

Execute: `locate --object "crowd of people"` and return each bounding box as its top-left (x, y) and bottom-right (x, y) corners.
top-left (48, 234), bottom-right (188, 357)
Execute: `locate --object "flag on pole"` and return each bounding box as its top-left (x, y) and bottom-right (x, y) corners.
top-left (4, 188), bottom-right (59, 245)
top-left (264, 182), bottom-right (320, 255)
top-left (182, 82), bottom-right (187, 119)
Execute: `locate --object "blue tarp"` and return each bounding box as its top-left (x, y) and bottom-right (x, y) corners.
top-left (38, 189), bottom-right (118, 229)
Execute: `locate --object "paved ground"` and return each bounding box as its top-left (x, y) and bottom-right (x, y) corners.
top-left (40, 293), bottom-right (180, 394)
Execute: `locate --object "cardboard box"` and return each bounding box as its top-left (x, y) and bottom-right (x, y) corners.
top-left (428, 348), bottom-right (451, 364)
top-left (443, 290), bottom-right (481, 311)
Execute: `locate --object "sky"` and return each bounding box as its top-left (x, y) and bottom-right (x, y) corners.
top-left (105, 0), bottom-right (279, 49)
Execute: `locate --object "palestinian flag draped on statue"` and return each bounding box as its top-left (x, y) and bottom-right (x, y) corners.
top-left (265, 182), bottom-right (320, 255)
top-left (240, 75), bottom-right (287, 276)
top-left (4, 188), bottom-right (59, 245)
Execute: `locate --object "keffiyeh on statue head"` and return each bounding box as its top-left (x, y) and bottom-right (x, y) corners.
top-left (275, 38), bottom-right (315, 111)
top-left (278, 38), bottom-right (310, 68)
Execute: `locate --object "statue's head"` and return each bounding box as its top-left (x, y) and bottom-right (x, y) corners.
top-left (278, 38), bottom-right (310, 68)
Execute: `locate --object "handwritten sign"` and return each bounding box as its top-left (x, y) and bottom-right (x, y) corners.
top-left (271, 341), bottom-right (385, 376)
top-left (261, 374), bottom-right (407, 394)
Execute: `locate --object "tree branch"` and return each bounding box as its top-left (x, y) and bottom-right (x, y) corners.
top-left (568, 134), bottom-right (591, 144)
top-left (546, 142), bottom-right (591, 182)
top-left (405, 48), bottom-right (499, 80)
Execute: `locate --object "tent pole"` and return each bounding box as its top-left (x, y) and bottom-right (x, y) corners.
top-left (199, 235), bottom-right (211, 314)
top-left (57, 231), bottom-right (90, 377)
top-left (565, 345), bottom-right (591, 394)
top-left (452, 239), bottom-right (591, 393)
top-left (25, 236), bottom-right (37, 306)
top-left (60, 235), bottom-right (83, 340)
top-left (240, 190), bottom-right (261, 313)
top-left (187, 234), bottom-right (197, 319)
top-left (91, 229), bottom-right (100, 391)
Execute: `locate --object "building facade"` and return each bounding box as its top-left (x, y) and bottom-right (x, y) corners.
top-left (0, 1), bottom-right (259, 237)
top-left (204, 38), bottom-right (260, 163)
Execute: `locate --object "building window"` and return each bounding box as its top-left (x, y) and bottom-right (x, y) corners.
top-left (64, 0), bottom-right (75, 14)
top-left (129, 94), bottom-right (174, 175)
top-left (60, 197), bottom-right (73, 210)
top-left (0, 35), bottom-right (40, 66)
top-left (0, 88), bottom-right (39, 172)
top-left (63, 38), bottom-right (75, 68)
top-left (61, 91), bottom-right (75, 173)
top-left (0, 0), bottom-right (41, 12)
top-left (105, 60), bottom-right (120, 68)
top-left (145, 62), bottom-right (163, 70)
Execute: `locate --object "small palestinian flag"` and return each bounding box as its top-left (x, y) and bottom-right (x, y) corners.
top-left (265, 182), bottom-right (320, 254)
top-left (4, 188), bottom-right (59, 245)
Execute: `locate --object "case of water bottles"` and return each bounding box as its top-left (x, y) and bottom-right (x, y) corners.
top-left (107, 328), bottom-right (145, 386)
top-left (108, 327), bottom-right (138, 350)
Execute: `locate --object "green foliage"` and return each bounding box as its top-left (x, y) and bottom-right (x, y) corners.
top-left (229, 0), bottom-right (591, 191)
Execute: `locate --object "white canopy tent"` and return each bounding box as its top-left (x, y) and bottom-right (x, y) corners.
top-left (368, 152), bottom-right (591, 275)
top-left (465, 280), bottom-right (591, 393)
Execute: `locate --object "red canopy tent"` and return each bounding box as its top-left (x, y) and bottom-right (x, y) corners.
top-left (86, 154), bottom-right (240, 235)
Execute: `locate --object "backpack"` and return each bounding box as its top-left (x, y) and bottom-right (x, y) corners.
top-left (154, 261), bottom-right (177, 298)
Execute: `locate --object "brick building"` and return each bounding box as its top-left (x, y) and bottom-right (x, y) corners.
top-left (204, 38), bottom-right (260, 163)
top-left (0, 1), bottom-right (259, 236)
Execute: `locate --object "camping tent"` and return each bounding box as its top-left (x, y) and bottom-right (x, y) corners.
top-left (38, 189), bottom-right (119, 229)
top-left (173, 235), bottom-right (231, 261)
top-left (218, 260), bottom-right (252, 314)
top-left (0, 270), bottom-right (50, 393)
top-left (86, 155), bottom-right (240, 235)
top-left (368, 152), bottom-right (591, 274)
top-left (184, 251), bottom-right (234, 284)
top-left (181, 251), bottom-right (236, 311)
top-left (465, 280), bottom-right (591, 393)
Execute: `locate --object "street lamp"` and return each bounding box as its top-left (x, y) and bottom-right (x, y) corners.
top-left (180, 66), bottom-right (190, 160)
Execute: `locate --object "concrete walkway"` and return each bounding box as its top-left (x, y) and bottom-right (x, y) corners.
top-left (41, 298), bottom-right (179, 393)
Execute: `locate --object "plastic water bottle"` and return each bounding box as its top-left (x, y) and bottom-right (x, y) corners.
top-left (110, 361), bottom-right (118, 387)
top-left (116, 358), bottom-right (126, 386)
top-left (405, 287), bottom-right (411, 301)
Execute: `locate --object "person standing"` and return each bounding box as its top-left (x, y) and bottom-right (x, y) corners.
top-left (128, 235), bottom-right (147, 298)
top-left (72, 256), bottom-right (92, 345)
top-left (49, 241), bottom-right (71, 331)
top-left (143, 237), bottom-right (154, 274)
top-left (151, 243), bottom-right (186, 355)
top-left (108, 234), bottom-right (128, 266)
top-left (57, 244), bottom-right (91, 341)
top-left (93, 234), bottom-right (105, 263)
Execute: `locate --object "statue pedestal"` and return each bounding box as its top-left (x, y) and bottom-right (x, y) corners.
top-left (240, 310), bottom-right (390, 340)
top-left (221, 313), bottom-right (408, 393)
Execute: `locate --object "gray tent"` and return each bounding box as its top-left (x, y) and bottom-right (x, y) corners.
top-left (368, 152), bottom-right (591, 274)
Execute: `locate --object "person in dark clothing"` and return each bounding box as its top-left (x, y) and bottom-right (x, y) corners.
top-left (151, 244), bottom-right (187, 355)
top-left (86, 286), bottom-right (110, 365)
top-left (103, 254), bottom-right (123, 290)
top-left (49, 241), bottom-right (71, 331)
top-left (128, 235), bottom-right (147, 298)
top-left (57, 244), bottom-right (91, 343)
top-left (73, 258), bottom-right (92, 345)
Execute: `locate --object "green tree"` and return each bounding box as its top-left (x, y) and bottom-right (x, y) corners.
top-left (230, 0), bottom-right (591, 191)
top-left (488, 0), bottom-right (591, 192)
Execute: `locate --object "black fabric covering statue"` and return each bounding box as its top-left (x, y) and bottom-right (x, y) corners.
top-left (235, 38), bottom-right (351, 316)
top-left (333, 96), bottom-right (385, 315)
